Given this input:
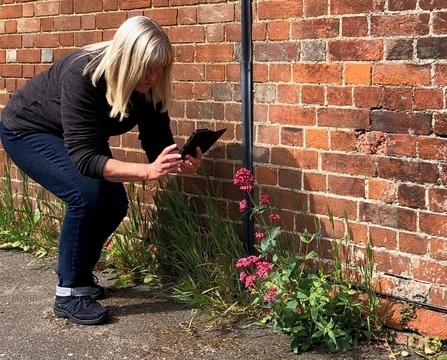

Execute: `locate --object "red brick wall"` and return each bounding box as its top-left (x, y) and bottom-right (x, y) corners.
top-left (1, 0), bottom-right (447, 307)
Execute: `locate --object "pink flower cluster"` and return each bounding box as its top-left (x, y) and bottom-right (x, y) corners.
top-left (234, 167), bottom-right (254, 192)
top-left (260, 194), bottom-right (270, 205)
top-left (236, 255), bottom-right (273, 289)
top-left (239, 199), bottom-right (248, 212)
top-left (263, 286), bottom-right (277, 302)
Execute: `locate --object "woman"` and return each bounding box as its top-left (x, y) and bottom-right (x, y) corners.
top-left (0, 16), bottom-right (202, 325)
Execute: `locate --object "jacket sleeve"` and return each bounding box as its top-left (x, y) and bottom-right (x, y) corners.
top-left (137, 101), bottom-right (175, 163)
top-left (60, 61), bottom-right (111, 179)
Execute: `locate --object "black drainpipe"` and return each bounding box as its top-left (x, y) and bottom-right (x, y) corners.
top-left (240, 0), bottom-right (254, 255)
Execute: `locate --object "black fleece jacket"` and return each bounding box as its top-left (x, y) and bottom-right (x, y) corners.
top-left (1, 49), bottom-right (175, 179)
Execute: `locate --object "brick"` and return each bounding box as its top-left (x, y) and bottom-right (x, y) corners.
top-left (429, 187), bottom-right (447, 213)
top-left (253, 63), bottom-right (268, 83)
top-left (41, 18), bottom-right (54, 32)
top-left (304, 0), bottom-right (327, 16)
top-left (174, 82), bottom-right (193, 99)
top-left (172, 63), bottom-right (204, 81)
top-left (278, 168), bottom-right (302, 189)
top-left (419, 0), bottom-right (447, 10)
top-left (310, 193), bottom-right (358, 220)
top-left (370, 226), bottom-right (397, 250)
top-left (169, 26), bottom-right (204, 43)
top-left (206, 24), bottom-right (224, 42)
top-left (61, 0), bottom-right (73, 14)
top-left (267, 21), bottom-right (289, 41)
top-left (303, 172), bottom-right (326, 192)
top-left (386, 134), bottom-right (417, 157)
top-left (386, 39), bottom-right (414, 60)
top-left (433, 11), bottom-right (447, 35)
top-left (277, 84), bottom-right (300, 104)
top-left (330, 130), bottom-right (356, 151)
top-left (322, 153), bottom-right (376, 176)
top-left (0, 64), bottom-right (22, 77)
top-left (377, 157), bottom-right (438, 184)
top-left (331, 0), bottom-right (385, 15)
top-left (430, 286), bottom-right (447, 308)
top-left (413, 258), bottom-right (447, 286)
top-left (255, 42), bottom-right (300, 62)
top-left (300, 41), bottom-right (326, 62)
top-left (174, 45), bottom-right (195, 62)
top-left (373, 64), bottom-right (431, 85)
top-left (368, 178), bottom-right (397, 202)
top-left (0, 35), bottom-right (22, 49)
top-left (417, 37), bottom-right (447, 59)
top-left (421, 212), bottom-right (447, 237)
top-left (74, 31), bottom-right (103, 46)
top-left (293, 63), bottom-right (342, 84)
top-left (329, 40), bottom-right (383, 61)
top-left (197, 4), bottom-right (234, 24)
top-left (258, 1), bottom-right (303, 20)
top-left (34, 33), bottom-right (60, 48)
top-left (104, 0), bottom-right (118, 11)
top-left (17, 49), bottom-right (40, 63)
top-left (354, 86), bottom-right (382, 108)
top-left (270, 106), bottom-right (316, 126)
top-left (291, 18), bottom-right (339, 39)
top-left (281, 127), bottom-right (304, 147)
top-left (360, 202), bottom-right (417, 232)
top-left (375, 251), bottom-right (412, 275)
top-left (398, 183), bottom-right (426, 209)
top-left (318, 108), bottom-right (370, 130)
top-left (256, 166), bottom-right (278, 186)
top-left (196, 44), bottom-right (233, 62)
top-left (434, 64), bottom-right (447, 85)
top-left (345, 63), bottom-right (371, 84)
top-left (389, 0), bottom-right (417, 10)
top-left (0, 4), bottom-right (21, 19)
top-left (205, 64), bottom-right (224, 81)
top-left (17, 18), bottom-right (40, 33)
top-left (271, 147), bottom-right (318, 170)
top-left (434, 112), bottom-right (447, 136)
top-left (383, 87), bottom-right (412, 110)
top-left (414, 88), bottom-right (444, 110)
top-left (192, 83), bottom-right (211, 100)
top-left (341, 16), bottom-right (368, 37)
top-left (301, 85), bottom-right (324, 105)
top-left (328, 175), bottom-right (365, 197)
top-left (257, 124), bottom-right (279, 145)
top-left (119, 0), bottom-right (150, 10)
top-left (430, 238), bottom-right (447, 261)
top-left (269, 64), bottom-right (291, 82)
top-left (371, 14), bottom-right (429, 36)
top-left (54, 16), bottom-right (81, 31)
top-left (371, 110), bottom-right (431, 135)
top-left (419, 137), bottom-right (447, 161)
top-left (81, 15), bottom-right (96, 30)
top-left (59, 33), bottom-right (74, 46)
top-left (178, 7), bottom-right (196, 25)
top-left (35, 1), bottom-right (60, 16)
top-left (306, 128), bottom-right (329, 149)
top-left (327, 86), bottom-right (352, 106)
top-left (95, 12), bottom-right (126, 29)
top-left (185, 102), bottom-right (223, 120)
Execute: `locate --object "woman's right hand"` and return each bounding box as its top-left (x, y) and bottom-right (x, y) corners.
top-left (148, 144), bottom-right (184, 179)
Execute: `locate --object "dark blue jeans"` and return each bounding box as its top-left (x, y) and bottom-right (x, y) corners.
top-left (0, 122), bottom-right (128, 288)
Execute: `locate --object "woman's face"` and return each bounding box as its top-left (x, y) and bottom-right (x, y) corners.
top-left (134, 67), bottom-right (163, 93)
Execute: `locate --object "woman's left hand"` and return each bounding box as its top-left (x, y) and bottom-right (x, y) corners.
top-left (179, 146), bottom-right (203, 174)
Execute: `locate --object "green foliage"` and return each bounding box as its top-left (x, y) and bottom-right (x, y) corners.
top-left (0, 159), bottom-right (63, 257)
top-left (146, 176), bottom-right (248, 314)
top-left (235, 168), bottom-right (387, 353)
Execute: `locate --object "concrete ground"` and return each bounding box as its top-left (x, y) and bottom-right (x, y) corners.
top-left (0, 250), bottom-right (405, 360)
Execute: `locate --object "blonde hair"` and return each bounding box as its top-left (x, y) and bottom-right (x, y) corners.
top-left (83, 16), bottom-right (173, 121)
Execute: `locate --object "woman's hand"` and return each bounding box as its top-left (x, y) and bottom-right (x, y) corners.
top-left (149, 144), bottom-right (184, 179)
top-left (179, 146), bottom-right (203, 174)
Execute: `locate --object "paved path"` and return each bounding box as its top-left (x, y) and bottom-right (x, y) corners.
top-left (0, 250), bottom-right (395, 359)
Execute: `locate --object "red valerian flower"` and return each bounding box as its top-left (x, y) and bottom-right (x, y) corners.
top-left (245, 275), bottom-right (256, 288)
top-left (260, 194), bottom-right (270, 205)
top-left (269, 213), bottom-right (280, 221)
top-left (239, 199), bottom-right (248, 212)
top-left (255, 232), bottom-right (265, 240)
top-left (263, 286), bottom-right (277, 302)
top-left (234, 167), bottom-right (254, 192)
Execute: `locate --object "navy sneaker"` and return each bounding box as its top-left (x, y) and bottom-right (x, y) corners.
top-left (53, 295), bottom-right (109, 325)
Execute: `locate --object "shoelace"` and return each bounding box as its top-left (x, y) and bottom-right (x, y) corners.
top-left (62, 296), bottom-right (95, 314)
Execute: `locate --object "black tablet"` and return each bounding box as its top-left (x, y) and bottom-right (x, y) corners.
top-left (179, 128), bottom-right (227, 159)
